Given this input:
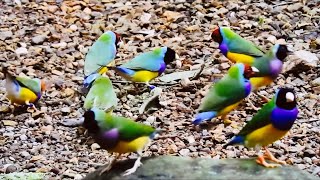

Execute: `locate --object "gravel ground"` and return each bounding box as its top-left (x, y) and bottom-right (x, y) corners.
top-left (0, 0), bottom-right (319, 179)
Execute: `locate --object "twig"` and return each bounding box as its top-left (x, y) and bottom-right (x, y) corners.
top-left (272, 1), bottom-right (295, 7)
top-left (111, 80), bottom-right (179, 86)
top-left (298, 119), bottom-right (319, 123)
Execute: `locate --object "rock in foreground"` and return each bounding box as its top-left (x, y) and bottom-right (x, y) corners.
top-left (84, 156), bottom-right (318, 180)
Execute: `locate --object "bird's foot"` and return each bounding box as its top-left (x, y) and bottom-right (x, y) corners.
top-left (148, 85), bottom-right (156, 90)
top-left (122, 158), bottom-right (142, 176)
top-left (247, 99), bottom-right (260, 111)
top-left (223, 119), bottom-right (232, 125)
top-left (26, 103), bottom-right (38, 113)
top-left (230, 123), bottom-right (239, 129)
top-left (258, 93), bottom-right (269, 103)
top-left (263, 148), bottom-right (287, 165)
top-left (99, 163), bottom-right (113, 176)
top-left (256, 155), bottom-right (281, 168)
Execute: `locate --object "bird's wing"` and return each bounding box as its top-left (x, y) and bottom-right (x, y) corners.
top-left (238, 99), bottom-right (275, 136)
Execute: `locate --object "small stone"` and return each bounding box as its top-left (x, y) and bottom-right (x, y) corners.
top-left (294, 50), bottom-right (318, 67)
top-left (267, 35), bottom-right (277, 44)
top-left (74, 174), bottom-right (83, 180)
top-left (51, 168), bottom-right (60, 174)
top-left (61, 107), bottom-right (71, 113)
top-left (32, 35), bottom-right (46, 44)
top-left (52, 70), bottom-right (64, 76)
top-left (91, 143), bottom-right (100, 151)
top-left (2, 120), bottom-right (18, 126)
top-left (69, 25), bottom-right (78, 31)
top-left (48, 5), bottom-right (58, 13)
top-left (179, 148), bottom-right (190, 156)
top-left (5, 165), bottom-right (17, 173)
top-left (41, 125), bottom-right (53, 135)
top-left (51, 133), bottom-right (60, 141)
top-left (20, 134), bottom-right (27, 141)
top-left (187, 136), bottom-right (195, 144)
top-left (52, 42), bottom-right (67, 49)
top-left (25, 163), bottom-right (35, 169)
top-left (291, 78), bottom-right (305, 86)
top-left (150, 145), bottom-right (158, 152)
top-left (21, 151), bottom-right (30, 158)
top-left (220, 63), bottom-right (230, 70)
top-left (311, 77), bottom-right (320, 86)
top-left (0, 31), bottom-right (13, 40)
top-left (287, 3), bottom-right (303, 12)
top-left (83, 7), bottom-right (92, 15)
top-left (15, 47), bottom-right (28, 55)
top-left (146, 116), bottom-right (156, 124)
top-left (30, 155), bottom-right (44, 162)
top-left (168, 144), bottom-right (178, 153)
top-left (0, 106), bottom-right (10, 113)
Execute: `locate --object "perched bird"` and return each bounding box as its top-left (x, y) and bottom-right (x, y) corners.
top-left (108, 47), bottom-right (178, 89)
top-left (211, 26), bottom-right (265, 64)
top-left (250, 44), bottom-right (289, 92)
top-left (83, 31), bottom-right (121, 88)
top-left (83, 75), bottom-right (118, 113)
top-left (225, 88), bottom-right (298, 168)
top-left (192, 63), bottom-right (259, 125)
top-left (3, 68), bottom-right (46, 110)
top-left (83, 108), bottom-right (158, 176)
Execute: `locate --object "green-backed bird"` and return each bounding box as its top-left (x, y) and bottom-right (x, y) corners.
top-left (212, 27), bottom-right (290, 92)
top-left (250, 44), bottom-right (289, 92)
top-left (108, 47), bottom-right (178, 89)
top-left (84, 31), bottom-right (121, 88)
top-left (3, 67), bottom-right (46, 110)
top-left (83, 108), bottom-right (158, 176)
top-left (192, 63), bottom-right (259, 125)
top-left (211, 26), bottom-right (265, 64)
top-left (83, 75), bottom-right (118, 113)
top-left (225, 88), bottom-right (298, 168)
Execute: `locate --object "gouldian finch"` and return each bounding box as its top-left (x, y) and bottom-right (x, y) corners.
top-left (3, 68), bottom-right (46, 110)
top-left (83, 31), bottom-right (121, 88)
top-left (83, 75), bottom-right (118, 113)
top-left (250, 44), bottom-right (289, 91)
top-left (225, 88), bottom-right (298, 168)
top-left (211, 26), bottom-right (265, 64)
top-left (83, 108), bottom-right (158, 176)
top-left (192, 63), bottom-right (259, 125)
top-left (108, 47), bottom-right (178, 89)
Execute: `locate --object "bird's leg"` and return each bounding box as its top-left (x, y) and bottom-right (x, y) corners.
top-left (263, 147), bottom-right (286, 165)
top-left (146, 82), bottom-right (156, 90)
top-left (222, 115), bottom-right (232, 125)
top-left (99, 153), bottom-right (120, 176)
top-left (257, 93), bottom-right (269, 103)
top-left (255, 149), bottom-right (281, 168)
top-left (133, 82), bottom-right (139, 90)
top-left (25, 101), bottom-right (38, 112)
top-left (122, 151), bottom-right (143, 176)
top-left (247, 94), bottom-right (260, 111)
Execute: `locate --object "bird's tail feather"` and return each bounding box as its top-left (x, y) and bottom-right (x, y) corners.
top-left (3, 67), bottom-right (19, 93)
top-left (223, 136), bottom-right (244, 148)
top-left (113, 67), bottom-right (135, 77)
top-left (149, 128), bottom-right (163, 139)
top-left (192, 111), bottom-right (217, 125)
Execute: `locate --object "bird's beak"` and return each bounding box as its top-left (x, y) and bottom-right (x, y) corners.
top-left (286, 92), bottom-right (295, 102)
top-left (175, 54), bottom-right (180, 60)
top-left (287, 45), bottom-right (294, 55)
top-left (251, 66), bottom-right (260, 73)
top-left (248, 66), bottom-right (260, 78)
top-left (175, 54), bottom-right (181, 68)
top-left (118, 40), bottom-right (125, 49)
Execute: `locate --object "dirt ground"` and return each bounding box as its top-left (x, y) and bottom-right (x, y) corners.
top-left (0, 0), bottom-right (319, 179)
